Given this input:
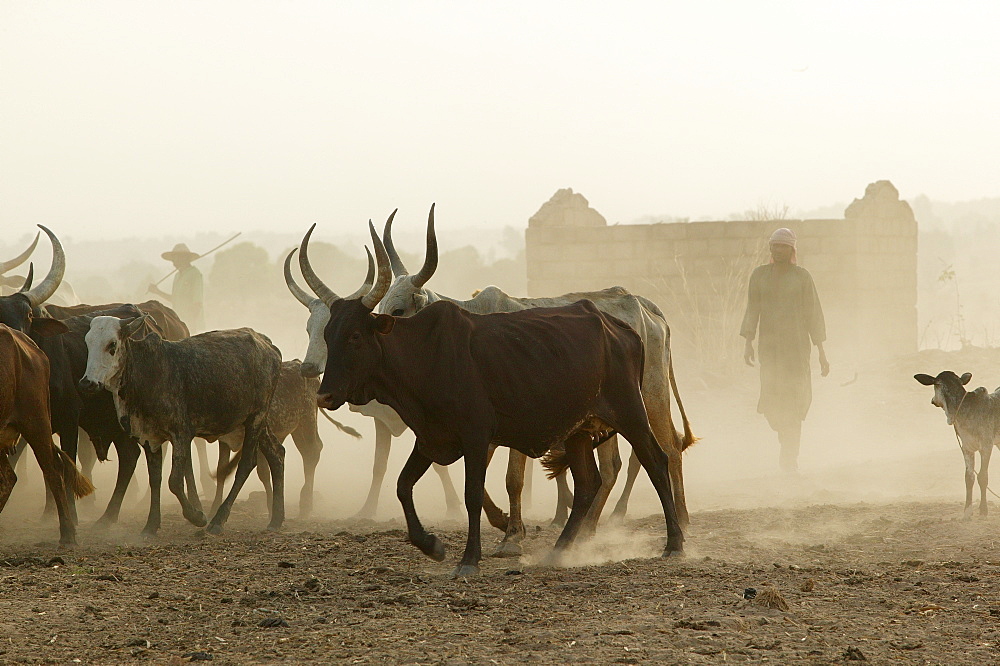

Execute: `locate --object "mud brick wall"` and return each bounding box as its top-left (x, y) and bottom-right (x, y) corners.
top-left (524, 183), bottom-right (918, 368)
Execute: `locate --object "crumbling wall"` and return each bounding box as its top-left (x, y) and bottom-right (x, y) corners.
top-left (525, 181), bottom-right (918, 370)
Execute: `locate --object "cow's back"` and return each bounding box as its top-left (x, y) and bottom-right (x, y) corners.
top-left (465, 300), bottom-right (635, 457)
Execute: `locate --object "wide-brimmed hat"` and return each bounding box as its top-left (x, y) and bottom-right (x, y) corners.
top-left (162, 243), bottom-right (200, 262)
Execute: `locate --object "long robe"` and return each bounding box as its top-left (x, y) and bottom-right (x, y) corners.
top-left (171, 265), bottom-right (205, 333)
top-left (740, 264), bottom-right (826, 429)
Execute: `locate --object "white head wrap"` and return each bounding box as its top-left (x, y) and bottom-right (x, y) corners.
top-left (769, 227), bottom-right (796, 247)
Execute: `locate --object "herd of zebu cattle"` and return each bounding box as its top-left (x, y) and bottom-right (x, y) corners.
top-left (3, 207), bottom-right (710, 576)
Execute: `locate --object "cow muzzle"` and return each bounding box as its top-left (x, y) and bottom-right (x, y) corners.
top-left (78, 377), bottom-right (101, 394)
top-left (316, 393), bottom-right (343, 411)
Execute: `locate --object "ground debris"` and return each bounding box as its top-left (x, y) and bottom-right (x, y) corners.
top-left (754, 586), bottom-right (790, 611)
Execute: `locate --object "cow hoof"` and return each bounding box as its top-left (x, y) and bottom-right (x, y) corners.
top-left (139, 528), bottom-right (159, 540)
top-left (450, 564), bottom-right (480, 578)
top-left (91, 517), bottom-right (115, 532)
top-left (548, 518), bottom-right (567, 529)
top-left (490, 540), bottom-right (523, 558)
top-left (661, 548), bottom-right (685, 558)
top-left (205, 523), bottom-right (223, 536)
top-left (266, 522), bottom-right (283, 533)
top-left (417, 535), bottom-right (446, 562)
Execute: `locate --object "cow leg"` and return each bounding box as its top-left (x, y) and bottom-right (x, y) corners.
top-left (611, 450), bottom-right (642, 522)
top-left (53, 421), bottom-right (81, 525)
top-left (356, 418), bottom-right (392, 519)
top-left (492, 449), bottom-right (527, 558)
top-left (454, 446), bottom-right (489, 578)
top-left (963, 448), bottom-right (976, 519)
top-left (77, 430), bottom-right (98, 507)
top-left (432, 463), bottom-right (462, 520)
top-left (167, 437), bottom-right (207, 527)
top-left (523, 457), bottom-right (534, 510)
top-left (290, 421), bottom-right (322, 519)
top-left (257, 429), bottom-right (285, 531)
top-left (210, 447), bottom-right (230, 516)
top-left (0, 432), bottom-right (18, 511)
top-left (579, 436), bottom-right (623, 539)
top-left (551, 472), bottom-right (573, 528)
top-left (22, 428), bottom-right (76, 546)
top-left (979, 446), bottom-right (992, 517)
top-left (615, 416), bottom-right (684, 556)
top-left (140, 444), bottom-right (163, 537)
top-left (396, 444), bottom-right (443, 562)
top-left (552, 433), bottom-right (602, 554)
top-left (482, 444), bottom-right (509, 532)
top-left (646, 395), bottom-right (691, 529)
top-left (256, 449), bottom-right (273, 516)
top-left (194, 438), bottom-right (213, 499)
top-left (183, 460), bottom-right (204, 515)
top-left (94, 438), bottom-right (141, 528)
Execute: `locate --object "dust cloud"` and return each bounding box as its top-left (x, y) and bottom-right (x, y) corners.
top-left (2, 197), bottom-right (999, 567)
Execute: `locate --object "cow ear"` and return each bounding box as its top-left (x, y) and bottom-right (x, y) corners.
top-left (31, 317), bottom-right (70, 337)
top-left (961, 372), bottom-right (973, 385)
top-left (914, 374), bottom-right (935, 386)
top-left (414, 292), bottom-right (428, 310)
top-left (373, 314), bottom-right (395, 335)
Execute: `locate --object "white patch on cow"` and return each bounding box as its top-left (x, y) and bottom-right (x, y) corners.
top-left (302, 300), bottom-right (330, 374)
top-left (83, 316), bottom-right (126, 390)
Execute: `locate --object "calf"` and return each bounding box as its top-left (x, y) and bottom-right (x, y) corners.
top-left (308, 223), bottom-right (683, 576)
top-left (80, 317), bottom-right (283, 534)
top-left (915, 371), bottom-right (1000, 517)
top-left (0, 324), bottom-right (93, 544)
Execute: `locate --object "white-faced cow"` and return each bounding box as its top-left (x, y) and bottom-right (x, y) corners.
top-left (368, 206), bottom-right (694, 553)
top-left (80, 316), bottom-right (283, 534)
top-left (915, 371), bottom-right (1000, 518)
top-left (306, 221), bottom-right (684, 577)
top-left (283, 245), bottom-right (461, 519)
top-left (0, 324), bottom-right (94, 544)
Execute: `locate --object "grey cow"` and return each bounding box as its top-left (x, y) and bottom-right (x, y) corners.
top-left (80, 316), bottom-right (284, 535)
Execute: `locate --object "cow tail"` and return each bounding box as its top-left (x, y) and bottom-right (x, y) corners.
top-left (319, 409), bottom-right (363, 439)
top-left (668, 351), bottom-right (697, 451)
top-left (214, 450), bottom-right (242, 481)
top-left (58, 450), bottom-right (95, 499)
top-left (541, 444), bottom-right (569, 480)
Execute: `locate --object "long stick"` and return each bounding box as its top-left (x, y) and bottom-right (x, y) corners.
top-left (153, 232), bottom-right (242, 287)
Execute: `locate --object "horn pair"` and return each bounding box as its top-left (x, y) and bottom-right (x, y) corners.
top-left (382, 205), bottom-right (438, 288)
top-left (7, 226), bottom-right (65, 307)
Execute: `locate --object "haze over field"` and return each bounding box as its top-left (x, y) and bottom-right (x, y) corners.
top-left (3, 1), bottom-right (1000, 549)
top-left (2, 1), bottom-right (999, 241)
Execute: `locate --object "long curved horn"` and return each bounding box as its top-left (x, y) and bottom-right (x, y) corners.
top-left (0, 232), bottom-right (39, 275)
top-left (381, 208), bottom-right (408, 277)
top-left (283, 249), bottom-right (314, 308)
top-left (298, 224), bottom-right (340, 307)
top-left (410, 203), bottom-right (438, 289)
top-left (23, 225), bottom-right (65, 307)
top-left (17, 263), bottom-right (34, 293)
top-left (345, 247), bottom-right (375, 300)
top-left (361, 220), bottom-right (393, 310)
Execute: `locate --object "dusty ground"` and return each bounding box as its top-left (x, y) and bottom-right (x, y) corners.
top-left (2, 490), bottom-right (1000, 665)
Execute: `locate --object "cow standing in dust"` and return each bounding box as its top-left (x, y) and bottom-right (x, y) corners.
top-left (283, 247), bottom-right (462, 519)
top-left (305, 222), bottom-right (684, 577)
top-left (915, 371), bottom-right (1000, 518)
top-left (371, 206), bottom-right (694, 554)
top-left (80, 316), bottom-right (283, 534)
top-left (0, 324), bottom-right (93, 544)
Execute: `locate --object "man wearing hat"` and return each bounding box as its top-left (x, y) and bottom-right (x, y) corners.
top-left (149, 243), bottom-right (205, 333)
top-left (740, 228), bottom-right (828, 473)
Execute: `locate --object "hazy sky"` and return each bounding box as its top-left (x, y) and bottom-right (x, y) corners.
top-left (3, 1), bottom-right (999, 240)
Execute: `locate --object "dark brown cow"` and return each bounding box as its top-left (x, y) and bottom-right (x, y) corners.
top-left (0, 324), bottom-right (94, 544)
top-left (308, 223), bottom-right (683, 577)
